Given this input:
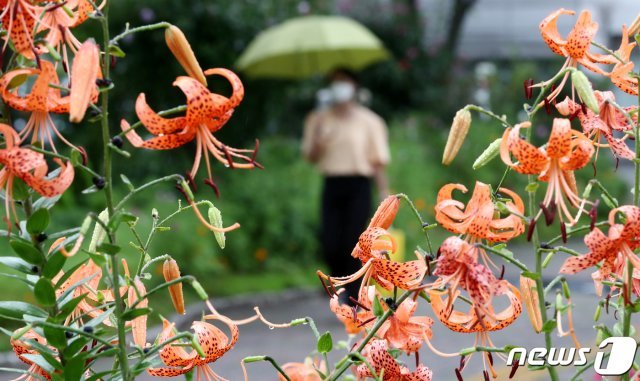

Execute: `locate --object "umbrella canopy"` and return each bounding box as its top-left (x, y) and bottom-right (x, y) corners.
top-left (236, 15), bottom-right (390, 79)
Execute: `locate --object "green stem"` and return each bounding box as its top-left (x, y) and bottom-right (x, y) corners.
top-left (110, 21), bottom-right (172, 45)
top-left (242, 356), bottom-right (291, 381)
top-left (526, 104), bottom-right (559, 381)
top-left (396, 193), bottom-right (434, 254)
top-left (98, 4), bottom-right (130, 380)
top-left (465, 105), bottom-right (512, 128)
top-left (115, 174), bottom-right (184, 210)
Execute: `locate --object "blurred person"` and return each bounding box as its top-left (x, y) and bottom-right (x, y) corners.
top-left (302, 68), bottom-right (390, 302)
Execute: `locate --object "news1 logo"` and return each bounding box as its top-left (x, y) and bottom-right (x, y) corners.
top-left (506, 337), bottom-right (638, 376)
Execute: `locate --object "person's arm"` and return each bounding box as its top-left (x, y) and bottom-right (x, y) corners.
top-left (373, 164), bottom-right (390, 200)
top-left (302, 112), bottom-right (327, 163)
top-left (368, 114), bottom-right (391, 200)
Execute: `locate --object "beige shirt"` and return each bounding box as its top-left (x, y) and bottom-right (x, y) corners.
top-left (302, 104), bottom-right (390, 177)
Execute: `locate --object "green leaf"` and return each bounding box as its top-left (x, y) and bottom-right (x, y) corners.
top-left (11, 177), bottom-right (29, 201)
top-left (34, 278), bottom-right (57, 307)
top-left (121, 308), bottom-right (151, 321)
top-left (42, 251), bottom-right (66, 279)
top-left (525, 182), bottom-right (539, 193)
top-left (69, 149), bottom-right (84, 167)
top-left (541, 319), bottom-right (557, 333)
top-left (0, 301), bottom-right (47, 319)
top-left (520, 271), bottom-right (540, 280)
top-left (108, 43), bottom-right (126, 58)
top-left (57, 294), bottom-right (87, 320)
top-left (27, 208), bottom-right (50, 234)
top-left (63, 336), bottom-right (90, 358)
top-left (10, 239), bottom-right (44, 265)
top-left (32, 195), bottom-right (62, 210)
top-left (120, 174), bottom-right (134, 191)
top-left (317, 331), bottom-right (333, 353)
top-left (372, 296), bottom-right (384, 317)
top-left (0, 256), bottom-right (38, 274)
top-left (96, 243), bottom-right (120, 255)
top-left (62, 355), bottom-right (84, 381)
top-left (87, 251), bottom-right (107, 267)
top-left (44, 323), bottom-right (67, 350)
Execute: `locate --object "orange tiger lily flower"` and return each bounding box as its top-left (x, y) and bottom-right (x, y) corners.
top-left (430, 237), bottom-right (522, 335)
top-left (535, 9), bottom-right (619, 104)
top-left (11, 329), bottom-right (52, 381)
top-left (0, 61), bottom-right (83, 152)
top-left (147, 315), bottom-right (237, 379)
top-left (501, 119), bottom-right (594, 226)
top-left (428, 237), bottom-right (521, 378)
top-left (560, 205), bottom-right (640, 296)
top-left (540, 9), bottom-right (616, 75)
top-left (318, 227), bottom-right (426, 294)
top-left (121, 69), bottom-right (261, 187)
top-left (329, 287), bottom-right (376, 334)
top-left (0, 124), bottom-right (74, 225)
top-left (0, 0), bottom-right (42, 58)
top-left (557, 91), bottom-right (636, 160)
top-left (278, 358), bottom-right (326, 381)
top-left (610, 26), bottom-right (638, 96)
top-left (435, 181), bottom-right (525, 243)
top-left (318, 196), bottom-right (425, 294)
top-left (356, 340), bottom-right (433, 381)
top-left (377, 297), bottom-right (434, 354)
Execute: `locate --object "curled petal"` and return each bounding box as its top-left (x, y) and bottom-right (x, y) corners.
top-left (539, 8), bottom-right (574, 56)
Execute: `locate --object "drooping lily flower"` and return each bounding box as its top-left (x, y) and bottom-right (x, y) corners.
top-left (0, 124), bottom-right (74, 225)
top-left (11, 329), bottom-right (52, 381)
top-left (318, 196), bottom-right (426, 294)
top-left (0, 61), bottom-right (84, 152)
top-left (500, 119), bottom-right (594, 226)
top-left (610, 26), bottom-right (638, 96)
top-left (147, 315), bottom-right (237, 379)
top-left (536, 9), bottom-right (617, 103)
top-left (329, 287), bottom-right (376, 334)
top-left (377, 297), bottom-right (434, 354)
top-left (121, 69), bottom-right (261, 188)
top-left (37, 1), bottom-right (106, 61)
top-left (435, 181), bottom-right (525, 243)
top-left (560, 205), bottom-right (640, 296)
top-left (318, 226), bottom-right (426, 295)
top-left (278, 358), bottom-right (326, 381)
top-left (356, 340), bottom-right (433, 381)
top-left (428, 236), bottom-right (522, 378)
top-left (557, 91), bottom-right (636, 159)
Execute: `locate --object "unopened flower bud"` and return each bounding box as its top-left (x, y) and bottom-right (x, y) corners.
top-left (369, 196), bottom-right (400, 229)
top-left (208, 206), bottom-right (226, 249)
top-left (629, 14), bottom-right (640, 36)
top-left (571, 70), bottom-right (599, 114)
top-left (520, 275), bottom-right (542, 333)
top-left (70, 39), bottom-right (100, 123)
top-left (163, 259), bottom-right (185, 315)
top-left (191, 280), bottom-right (209, 300)
top-left (165, 24), bottom-right (207, 86)
top-left (443, 108), bottom-right (472, 165)
top-left (473, 138), bottom-right (502, 170)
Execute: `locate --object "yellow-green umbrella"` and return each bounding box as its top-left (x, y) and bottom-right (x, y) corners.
top-left (236, 15), bottom-right (390, 79)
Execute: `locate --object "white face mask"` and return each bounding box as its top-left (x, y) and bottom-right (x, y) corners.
top-left (330, 81), bottom-right (355, 103)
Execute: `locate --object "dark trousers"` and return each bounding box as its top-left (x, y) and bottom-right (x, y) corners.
top-left (321, 176), bottom-right (372, 302)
